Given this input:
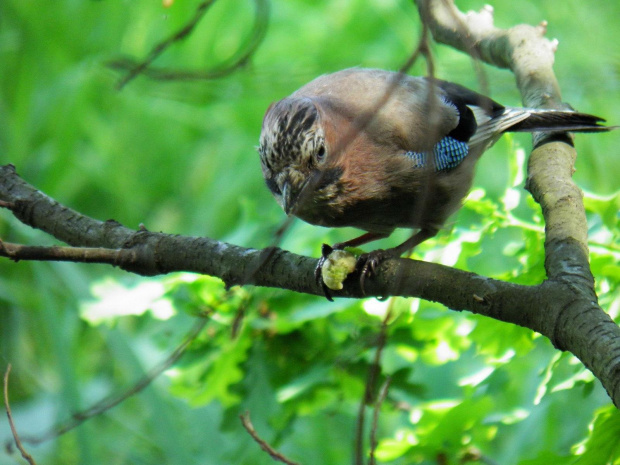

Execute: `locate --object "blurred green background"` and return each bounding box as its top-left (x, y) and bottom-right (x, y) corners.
top-left (1, 0), bottom-right (619, 464)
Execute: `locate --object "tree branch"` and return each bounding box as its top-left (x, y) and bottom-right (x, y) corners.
top-left (416, 0), bottom-right (620, 405)
top-left (0, 240), bottom-right (125, 265)
top-left (0, 164), bottom-right (503, 300)
top-left (2, 161), bottom-right (619, 406)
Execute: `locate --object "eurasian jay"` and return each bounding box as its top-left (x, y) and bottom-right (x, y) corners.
top-left (258, 68), bottom-right (612, 295)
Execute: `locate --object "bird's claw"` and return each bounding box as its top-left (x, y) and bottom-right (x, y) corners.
top-left (315, 243), bottom-right (335, 301)
top-left (316, 245), bottom-right (393, 299)
top-left (357, 249), bottom-right (392, 296)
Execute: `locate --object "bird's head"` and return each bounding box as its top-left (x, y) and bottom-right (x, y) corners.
top-left (258, 97), bottom-right (344, 222)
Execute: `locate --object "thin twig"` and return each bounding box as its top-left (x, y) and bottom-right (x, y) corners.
top-left (368, 376), bottom-right (391, 465)
top-left (16, 315), bottom-right (210, 446)
top-left (354, 304), bottom-right (394, 465)
top-left (388, 19), bottom-right (440, 288)
top-left (0, 241), bottom-right (124, 265)
top-left (110, 0), bottom-right (269, 87)
top-left (114, 0), bottom-right (217, 89)
top-left (306, 22), bottom-right (435, 191)
top-left (419, 0), bottom-right (490, 95)
top-left (231, 294), bottom-right (251, 339)
top-left (240, 411), bottom-right (301, 465)
top-left (4, 364), bottom-right (38, 465)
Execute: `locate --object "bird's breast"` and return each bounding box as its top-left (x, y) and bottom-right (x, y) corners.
top-left (293, 187), bottom-right (428, 234)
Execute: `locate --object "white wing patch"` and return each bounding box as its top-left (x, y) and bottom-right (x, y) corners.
top-left (468, 105), bottom-right (531, 150)
top-left (469, 104), bottom-right (493, 127)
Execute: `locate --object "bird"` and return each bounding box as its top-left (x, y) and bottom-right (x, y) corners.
top-left (257, 68), bottom-right (613, 297)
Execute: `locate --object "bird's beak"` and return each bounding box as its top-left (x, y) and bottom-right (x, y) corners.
top-left (282, 183), bottom-right (292, 215)
top-left (281, 174), bottom-right (309, 216)
top-left (281, 180), bottom-right (295, 215)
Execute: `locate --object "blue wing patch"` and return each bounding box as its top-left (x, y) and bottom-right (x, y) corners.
top-left (406, 137), bottom-right (469, 172)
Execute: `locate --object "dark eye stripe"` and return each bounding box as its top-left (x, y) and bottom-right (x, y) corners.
top-left (265, 177), bottom-right (281, 196)
top-left (314, 167), bottom-right (343, 191)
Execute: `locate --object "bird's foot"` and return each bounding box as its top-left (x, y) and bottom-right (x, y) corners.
top-left (356, 248), bottom-right (397, 296)
top-left (315, 245), bottom-right (398, 299)
top-left (315, 244), bottom-right (358, 301)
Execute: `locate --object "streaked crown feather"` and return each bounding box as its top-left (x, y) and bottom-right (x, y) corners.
top-left (258, 97), bottom-right (325, 175)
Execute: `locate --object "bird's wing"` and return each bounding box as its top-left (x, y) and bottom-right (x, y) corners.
top-left (292, 68), bottom-right (462, 153)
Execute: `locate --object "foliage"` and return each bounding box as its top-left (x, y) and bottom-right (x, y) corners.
top-left (0, 0), bottom-right (619, 464)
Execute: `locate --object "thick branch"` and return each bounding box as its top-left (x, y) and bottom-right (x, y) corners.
top-left (3, 163), bottom-right (620, 407)
top-left (0, 164), bottom-right (582, 326)
top-left (416, 1), bottom-right (562, 110)
top-left (417, 0), bottom-right (620, 406)
top-left (0, 165), bottom-right (521, 302)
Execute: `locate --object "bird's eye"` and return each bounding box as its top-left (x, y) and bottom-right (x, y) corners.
top-left (315, 144), bottom-right (326, 162)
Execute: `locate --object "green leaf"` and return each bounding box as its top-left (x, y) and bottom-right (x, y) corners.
top-left (573, 406), bottom-right (620, 465)
top-left (518, 451), bottom-right (573, 465)
top-left (584, 191), bottom-right (620, 232)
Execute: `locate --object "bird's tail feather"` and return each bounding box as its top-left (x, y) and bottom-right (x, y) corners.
top-left (507, 108), bottom-right (613, 133)
top-left (469, 107), bottom-right (615, 152)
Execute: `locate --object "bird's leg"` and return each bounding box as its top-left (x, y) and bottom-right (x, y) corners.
top-left (315, 232), bottom-right (389, 300)
top-left (332, 232), bottom-right (391, 250)
top-left (358, 228), bottom-right (438, 295)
